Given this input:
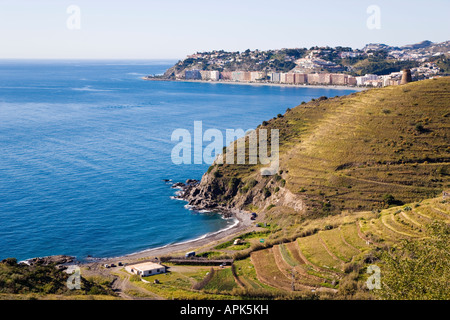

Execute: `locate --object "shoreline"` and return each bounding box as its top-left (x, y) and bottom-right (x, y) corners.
top-left (78, 205), bottom-right (254, 265)
top-left (143, 77), bottom-right (366, 91)
top-left (19, 182), bottom-right (253, 266)
top-left (89, 207), bottom-right (252, 265)
top-left (18, 208), bottom-right (251, 266)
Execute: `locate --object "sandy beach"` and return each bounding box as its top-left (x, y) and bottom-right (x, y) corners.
top-left (93, 208), bottom-right (254, 265)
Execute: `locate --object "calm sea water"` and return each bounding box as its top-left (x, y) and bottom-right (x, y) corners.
top-left (0, 60), bottom-right (357, 261)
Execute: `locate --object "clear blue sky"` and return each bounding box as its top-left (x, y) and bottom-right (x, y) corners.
top-left (0, 0), bottom-right (448, 59)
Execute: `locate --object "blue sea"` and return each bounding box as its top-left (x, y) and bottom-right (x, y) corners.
top-left (0, 60), bottom-right (357, 261)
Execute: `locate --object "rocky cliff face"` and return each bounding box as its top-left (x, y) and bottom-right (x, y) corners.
top-left (176, 78), bottom-right (450, 224)
top-left (178, 167), bottom-right (307, 218)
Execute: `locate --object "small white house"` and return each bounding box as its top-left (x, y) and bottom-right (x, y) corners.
top-left (125, 262), bottom-right (166, 277)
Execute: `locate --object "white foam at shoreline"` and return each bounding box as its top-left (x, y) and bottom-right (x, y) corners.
top-left (118, 216), bottom-right (239, 258)
top-left (99, 183), bottom-right (240, 261)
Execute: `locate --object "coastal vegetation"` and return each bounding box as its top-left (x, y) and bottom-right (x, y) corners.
top-left (178, 77), bottom-right (450, 299)
top-left (0, 258), bottom-right (116, 299)
top-left (188, 77), bottom-right (449, 234)
top-left (2, 78), bottom-right (449, 301)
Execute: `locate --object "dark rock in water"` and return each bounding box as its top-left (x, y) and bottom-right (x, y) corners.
top-left (171, 182), bottom-right (186, 189)
top-left (27, 255), bottom-right (75, 266)
top-left (185, 179), bottom-right (199, 185)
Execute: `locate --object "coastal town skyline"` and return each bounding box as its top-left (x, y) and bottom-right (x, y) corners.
top-left (0, 0), bottom-right (449, 59)
top-left (147, 40), bottom-right (449, 88)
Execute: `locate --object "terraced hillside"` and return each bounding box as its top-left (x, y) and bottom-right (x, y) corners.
top-left (245, 196), bottom-right (449, 295)
top-left (92, 197), bottom-right (447, 300)
top-left (185, 77), bottom-right (450, 236)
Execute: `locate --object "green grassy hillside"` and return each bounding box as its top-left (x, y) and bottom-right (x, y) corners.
top-left (198, 77), bottom-right (449, 234)
top-left (132, 197), bottom-right (449, 300)
top-left (248, 197), bottom-right (449, 299)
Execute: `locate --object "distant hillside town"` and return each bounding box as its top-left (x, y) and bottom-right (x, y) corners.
top-left (145, 40), bottom-right (450, 88)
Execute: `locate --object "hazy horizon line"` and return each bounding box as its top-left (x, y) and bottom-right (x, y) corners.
top-left (0, 38), bottom-right (447, 61)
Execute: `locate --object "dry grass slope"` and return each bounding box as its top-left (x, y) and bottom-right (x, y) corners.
top-left (250, 196), bottom-right (449, 295)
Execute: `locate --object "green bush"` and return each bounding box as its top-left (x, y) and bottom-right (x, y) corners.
top-left (263, 187), bottom-right (271, 198)
top-left (247, 179), bottom-right (258, 188)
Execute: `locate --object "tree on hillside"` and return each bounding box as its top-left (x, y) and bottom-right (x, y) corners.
top-left (377, 220), bottom-right (450, 300)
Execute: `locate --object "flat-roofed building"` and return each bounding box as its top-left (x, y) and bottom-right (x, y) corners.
top-left (200, 70), bottom-right (210, 80)
top-left (250, 71), bottom-right (265, 82)
top-left (356, 74), bottom-right (379, 86)
top-left (318, 73), bottom-right (331, 84)
top-left (125, 262), bottom-right (167, 277)
top-left (286, 73), bottom-right (295, 84)
top-left (307, 73), bottom-right (319, 84)
top-left (294, 73), bottom-right (307, 84)
top-left (210, 70), bottom-right (220, 81)
top-left (348, 76), bottom-right (357, 86)
top-left (330, 74), bottom-right (347, 85)
top-left (185, 70), bottom-right (201, 80)
top-left (220, 72), bottom-right (232, 80)
top-left (232, 71), bottom-right (245, 82)
top-left (270, 72), bottom-right (281, 83)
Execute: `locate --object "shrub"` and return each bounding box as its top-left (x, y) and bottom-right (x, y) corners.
top-left (414, 123), bottom-right (426, 133)
top-left (338, 277), bottom-right (358, 296)
top-left (263, 187), bottom-right (271, 198)
top-left (383, 194), bottom-right (397, 206)
top-left (247, 179), bottom-right (258, 188)
top-left (343, 263), bottom-right (360, 274)
top-left (228, 177), bottom-right (241, 191)
top-left (240, 185), bottom-right (249, 193)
